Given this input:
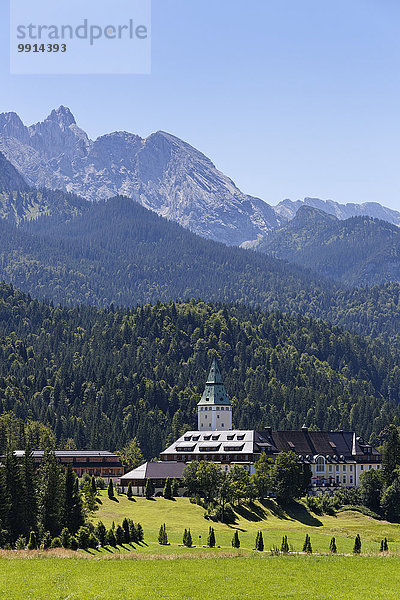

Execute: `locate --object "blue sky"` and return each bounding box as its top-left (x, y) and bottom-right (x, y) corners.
top-left (1, 0), bottom-right (400, 209)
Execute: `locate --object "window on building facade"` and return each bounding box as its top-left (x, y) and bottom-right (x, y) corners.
top-left (316, 456), bottom-right (325, 473)
top-left (350, 465), bottom-right (353, 471)
top-left (361, 465), bottom-right (364, 471)
top-left (336, 465), bottom-right (339, 472)
top-left (329, 465), bottom-right (333, 473)
top-left (350, 476), bottom-right (353, 483)
top-left (343, 476), bottom-right (346, 484)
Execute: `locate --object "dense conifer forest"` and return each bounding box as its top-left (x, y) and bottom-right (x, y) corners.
top-left (0, 283), bottom-right (398, 458)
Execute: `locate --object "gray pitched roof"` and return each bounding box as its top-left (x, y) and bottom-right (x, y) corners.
top-left (121, 461), bottom-right (186, 481)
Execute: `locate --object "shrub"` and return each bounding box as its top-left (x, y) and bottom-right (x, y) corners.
top-left (329, 537), bottom-right (337, 554)
top-left (15, 536), bottom-right (27, 550)
top-left (69, 536), bottom-right (78, 551)
top-left (50, 537), bottom-right (61, 548)
top-left (40, 531), bottom-right (51, 550)
top-left (281, 535), bottom-right (289, 553)
top-left (95, 477), bottom-right (106, 490)
top-left (77, 526), bottom-right (90, 550)
top-left (60, 528), bottom-right (71, 549)
top-left (27, 531), bottom-right (37, 550)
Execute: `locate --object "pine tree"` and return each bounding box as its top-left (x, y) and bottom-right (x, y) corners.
top-left (303, 534), bottom-right (312, 553)
top-left (163, 478), bottom-right (172, 500)
top-left (353, 534), bottom-right (361, 554)
top-left (37, 451), bottom-right (64, 538)
top-left (144, 479), bottom-right (154, 499)
top-left (172, 479), bottom-right (179, 497)
top-left (64, 466), bottom-right (85, 534)
top-left (207, 526), bottom-right (216, 548)
top-left (127, 482), bottom-right (133, 500)
top-left (20, 447), bottom-right (37, 536)
top-left (232, 531), bottom-right (240, 548)
top-left (106, 528), bottom-right (117, 547)
top-left (27, 531), bottom-right (37, 550)
top-left (107, 479), bottom-right (115, 500)
top-left (329, 537), bottom-right (337, 554)
top-left (135, 523), bottom-right (144, 542)
top-left (384, 537), bottom-right (389, 552)
top-left (255, 531), bottom-right (264, 551)
top-left (128, 519), bottom-right (137, 543)
top-left (158, 523), bottom-right (168, 545)
top-left (380, 540), bottom-right (384, 552)
top-left (183, 528), bottom-right (192, 547)
top-left (186, 528), bottom-right (192, 547)
top-left (281, 535), bottom-right (289, 553)
top-left (94, 521), bottom-right (107, 547)
top-left (115, 524), bottom-right (125, 545)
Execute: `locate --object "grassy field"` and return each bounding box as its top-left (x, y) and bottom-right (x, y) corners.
top-left (91, 491), bottom-right (400, 556)
top-left (1, 554), bottom-right (400, 599)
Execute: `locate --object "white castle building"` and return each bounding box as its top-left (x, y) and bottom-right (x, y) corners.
top-left (122, 359), bottom-right (382, 495)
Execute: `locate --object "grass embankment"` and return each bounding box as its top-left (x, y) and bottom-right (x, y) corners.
top-left (92, 491), bottom-right (400, 556)
top-left (1, 555), bottom-right (400, 600)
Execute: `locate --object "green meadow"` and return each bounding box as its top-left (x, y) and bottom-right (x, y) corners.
top-left (1, 554), bottom-right (400, 600)
top-left (92, 492), bottom-right (400, 555)
top-left (3, 493), bottom-right (400, 599)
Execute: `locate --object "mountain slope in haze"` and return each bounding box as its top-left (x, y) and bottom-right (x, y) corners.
top-left (274, 196), bottom-right (400, 226)
top-left (0, 150), bottom-right (29, 192)
top-left (0, 195), bottom-right (393, 344)
top-left (0, 284), bottom-right (398, 454)
top-left (258, 205), bottom-right (400, 286)
top-left (0, 151), bottom-right (89, 225)
top-left (0, 107), bottom-right (282, 245)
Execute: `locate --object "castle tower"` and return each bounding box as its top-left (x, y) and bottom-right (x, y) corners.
top-left (197, 359), bottom-right (232, 431)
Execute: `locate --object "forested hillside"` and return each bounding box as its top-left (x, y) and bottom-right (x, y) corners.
top-left (0, 283), bottom-right (398, 457)
top-left (258, 206), bottom-right (400, 286)
top-left (12, 197), bottom-right (400, 344)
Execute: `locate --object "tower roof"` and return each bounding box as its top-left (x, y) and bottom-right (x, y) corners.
top-left (197, 359), bottom-right (231, 406)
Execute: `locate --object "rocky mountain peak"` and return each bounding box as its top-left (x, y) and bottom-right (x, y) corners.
top-left (46, 106), bottom-right (77, 129)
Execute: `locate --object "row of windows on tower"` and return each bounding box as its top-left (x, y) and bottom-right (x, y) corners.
top-left (199, 406), bottom-right (230, 411)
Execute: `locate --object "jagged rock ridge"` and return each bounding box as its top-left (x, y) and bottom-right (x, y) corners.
top-left (0, 107), bottom-right (282, 245)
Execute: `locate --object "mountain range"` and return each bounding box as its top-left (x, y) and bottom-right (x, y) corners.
top-left (258, 206), bottom-right (400, 287)
top-left (1, 107), bottom-right (400, 246)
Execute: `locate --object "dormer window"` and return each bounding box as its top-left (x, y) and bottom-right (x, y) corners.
top-left (316, 456), bottom-right (325, 473)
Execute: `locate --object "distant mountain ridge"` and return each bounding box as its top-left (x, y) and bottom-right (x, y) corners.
top-left (274, 196), bottom-right (400, 226)
top-left (2, 107), bottom-right (400, 246)
top-left (258, 205), bottom-right (400, 286)
top-left (0, 107), bottom-right (282, 246)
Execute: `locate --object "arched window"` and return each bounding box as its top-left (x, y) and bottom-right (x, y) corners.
top-left (316, 456), bottom-right (325, 473)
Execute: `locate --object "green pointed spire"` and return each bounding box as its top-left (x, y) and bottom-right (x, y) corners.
top-left (198, 359), bottom-right (230, 406)
top-left (206, 358), bottom-right (223, 384)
